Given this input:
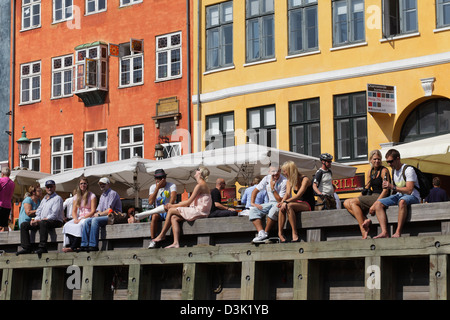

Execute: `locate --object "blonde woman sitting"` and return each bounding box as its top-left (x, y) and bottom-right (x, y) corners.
top-left (62, 177), bottom-right (97, 252)
top-left (278, 161), bottom-right (315, 243)
top-left (149, 167), bottom-right (212, 249)
top-left (343, 150), bottom-right (391, 239)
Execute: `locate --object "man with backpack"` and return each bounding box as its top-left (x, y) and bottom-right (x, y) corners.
top-left (371, 149), bottom-right (421, 239)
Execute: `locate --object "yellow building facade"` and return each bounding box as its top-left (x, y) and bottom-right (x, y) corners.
top-left (192, 0), bottom-right (450, 197)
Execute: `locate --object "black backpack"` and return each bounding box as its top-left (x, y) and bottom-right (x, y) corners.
top-left (395, 165), bottom-right (431, 199)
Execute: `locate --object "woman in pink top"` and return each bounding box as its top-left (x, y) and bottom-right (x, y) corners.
top-left (0, 168), bottom-right (15, 232)
top-left (62, 177), bottom-right (97, 252)
top-left (149, 166), bottom-right (212, 249)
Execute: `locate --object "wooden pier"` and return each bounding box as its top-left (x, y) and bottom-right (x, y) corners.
top-left (0, 202), bottom-right (449, 300)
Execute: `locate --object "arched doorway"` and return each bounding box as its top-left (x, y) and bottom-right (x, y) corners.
top-left (399, 98), bottom-right (450, 200)
top-left (400, 98), bottom-right (450, 143)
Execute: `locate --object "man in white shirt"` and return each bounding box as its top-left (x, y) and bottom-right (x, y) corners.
top-left (248, 166), bottom-right (287, 243)
top-left (371, 149), bottom-right (420, 238)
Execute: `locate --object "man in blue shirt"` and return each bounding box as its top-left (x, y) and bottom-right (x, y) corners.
top-left (241, 177), bottom-right (269, 209)
top-left (80, 177), bottom-right (122, 251)
top-left (425, 177), bottom-right (449, 203)
top-left (16, 180), bottom-right (64, 255)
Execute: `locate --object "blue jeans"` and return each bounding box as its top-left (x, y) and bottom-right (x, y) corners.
top-left (81, 216), bottom-right (108, 248)
top-left (248, 202), bottom-right (279, 221)
top-left (378, 193), bottom-right (420, 208)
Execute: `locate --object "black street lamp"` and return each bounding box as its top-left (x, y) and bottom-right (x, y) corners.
top-left (16, 127), bottom-right (31, 168)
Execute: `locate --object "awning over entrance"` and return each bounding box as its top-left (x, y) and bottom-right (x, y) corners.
top-left (380, 133), bottom-right (450, 175)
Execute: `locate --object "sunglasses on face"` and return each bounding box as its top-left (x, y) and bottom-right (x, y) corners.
top-left (386, 158), bottom-right (397, 164)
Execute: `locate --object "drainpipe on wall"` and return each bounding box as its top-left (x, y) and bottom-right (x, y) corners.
top-left (10, 0), bottom-right (16, 168)
top-left (186, 0), bottom-right (192, 154)
top-left (196, 0), bottom-right (202, 152)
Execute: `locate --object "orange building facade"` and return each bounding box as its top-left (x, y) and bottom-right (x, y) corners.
top-left (11, 0), bottom-right (193, 174)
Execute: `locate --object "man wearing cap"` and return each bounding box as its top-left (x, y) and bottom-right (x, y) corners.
top-left (147, 169), bottom-right (177, 246)
top-left (80, 177), bottom-right (122, 251)
top-left (248, 165), bottom-right (287, 243)
top-left (16, 180), bottom-right (64, 255)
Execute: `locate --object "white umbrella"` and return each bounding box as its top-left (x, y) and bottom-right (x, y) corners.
top-left (10, 169), bottom-right (50, 201)
top-left (145, 144), bottom-right (357, 192)
top-left (380, 133), bottom-right (450, 175)
top-left (38, 157), bottom-right (155, 206)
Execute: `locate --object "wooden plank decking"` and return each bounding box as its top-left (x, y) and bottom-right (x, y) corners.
top-left (0, 202), bottom-right (448, 300)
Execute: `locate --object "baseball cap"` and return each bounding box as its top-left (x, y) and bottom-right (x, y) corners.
top-left (99, 177), bottom-right (110, 184)
top-left (154, 169), bottom-right (167, 178)
top-left (45, 180), bottom-right (56, 187)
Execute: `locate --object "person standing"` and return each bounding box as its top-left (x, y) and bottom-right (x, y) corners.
top-left (313, 153), bottom-right (336, 210)
top-left (16, 180), bottom-right (64, 255)
top-left (80, 177), bottom-right (122, 251)
top-left (371, 149), bottom-right (420, 238)
top-left (0, 167), bottom-right (15, 232)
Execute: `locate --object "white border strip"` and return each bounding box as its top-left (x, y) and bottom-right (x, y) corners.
top-left (192, 52), bottom-right (450, 104)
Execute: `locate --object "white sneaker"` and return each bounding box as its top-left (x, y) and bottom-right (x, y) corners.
top-left (252, 231), bottom-right (268, 243)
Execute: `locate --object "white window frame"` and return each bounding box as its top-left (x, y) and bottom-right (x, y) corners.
top-left (74, 44), bottom-right (109, 93)
top-left (24, 139), bottom-right (41, 172)
top-left (246, 0), bottom-right (275, 63)
top-left (51, 135), bottom-right (73, 174)
top-left (437, 0), bottom-right (450, 29)
top-left (206, 1), bottom-right (234, 71)
top-left (120, 0), bottom-right (142, 7)
top-left (85, 0), bottom-right (107, 15)
top-left (383, 0), bottom-right (418, 37)
top-left (53, 0), bottom-right (73, 24)
top-left (84, 130), bottom-right (107, 167)
top-left (156, 32), bottom-right (182, 81)
top-left (119, 125), bottom-right (144, 160)
top-left (52, 54), bottom-right (73, 99)
top-left (332, 0), bottom-right (365, 47)
top-left (20, 61), bottom-right (41, 105)
top-left (288, 0), bottom-right (319, 55)
top-left (161, 142), bottom-right (182, 159)
top-left (119, 43), bottom-right (144, 87)
top-left (22, 0), bottom-right (41, 31)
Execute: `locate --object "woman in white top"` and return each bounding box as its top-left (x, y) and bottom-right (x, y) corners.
top-left (62, 177), bottom-right (97, 252)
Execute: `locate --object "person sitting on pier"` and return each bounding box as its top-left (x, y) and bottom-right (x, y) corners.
top-left (209, 178), bottom-right (238, 218)
top-left (149, 166), bottom-right (212, 249)
top-left (80, 177), bottom-right (122, 251)
top-left (16, 180), bottom-right (64, 255)
top-left (371, 149), bottom-right (420, 238)
top-left (239, 177), bottom-right (268, 216)
top-left (343, 150), bottom-right (391, 239)
top-left (147, 169), bottom-right (177, 245)
top-left (277, 161), bottom-right (315, 243)
top-left (248, 165), bottom-right (287, 243)
top-left (62, 177), bottom-right (97, 252)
